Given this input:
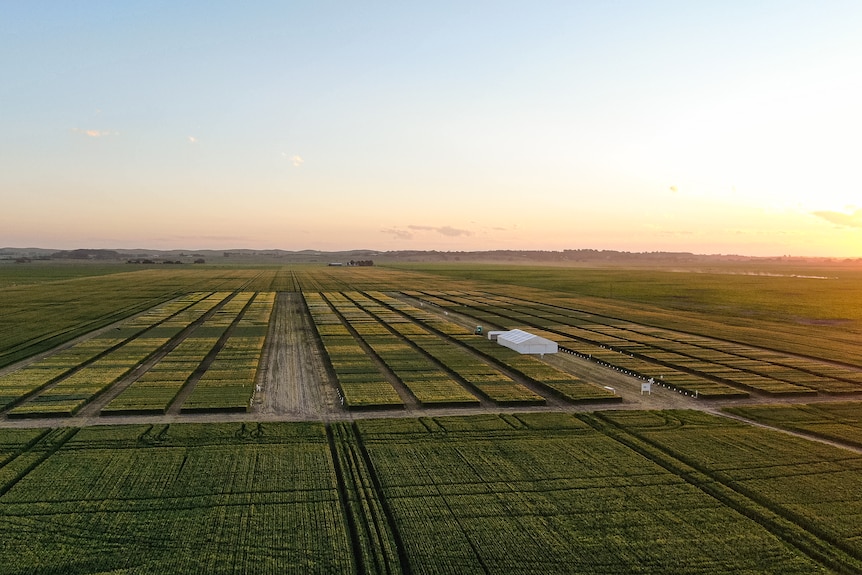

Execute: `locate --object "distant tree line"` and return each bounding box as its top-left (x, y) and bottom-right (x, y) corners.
top-left (52, 249), bottom-right (121, 260)
top-left (126, 259), bottom-right (204, 265)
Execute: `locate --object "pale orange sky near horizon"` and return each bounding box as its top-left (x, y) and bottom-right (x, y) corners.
top-left (2, 2), bottom-right (861, 257)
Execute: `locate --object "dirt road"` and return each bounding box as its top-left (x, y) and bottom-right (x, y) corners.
top-left (253, 292), bottom-right (340, 418)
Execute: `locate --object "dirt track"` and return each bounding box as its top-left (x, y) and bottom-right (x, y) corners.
top-left (254, 292), bottom-right (340, 418)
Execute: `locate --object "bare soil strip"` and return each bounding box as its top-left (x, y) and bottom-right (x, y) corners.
top-left (254, 292), bottom-right (340, 418)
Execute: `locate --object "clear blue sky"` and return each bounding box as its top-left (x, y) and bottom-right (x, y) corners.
top-left (3, 1), bottom-right (861, 255)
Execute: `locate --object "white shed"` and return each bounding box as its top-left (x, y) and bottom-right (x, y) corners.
top-left (496, 329), bottom-right (558, 356)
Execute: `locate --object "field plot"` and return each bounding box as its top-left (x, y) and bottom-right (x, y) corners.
top-left (0, 340), bottom-right (119, 412)
top-left (564, 342), bottom-right (747, 398)
top-left (0, 422), bottom-right (354, 574)
top-left (0, 267), bottom-right (281, 369)
top-left (4, 413), bottom-right (862, 573)
top-left (359, 413), bottom-right (846, 574)
top-left (291, 266), bottom-right (447, 293)
top-left (304, 292), bottom-right (403, 409)
top-left (725, 401), bottom-right (862, 448)
top-left (4, 261), bottom-right (862, 572)
top-left (595, 409), bottom-right (862, 572)
top-left (182, 292), bottom-right (276, 412)
top-left (5, 292), bottom-right (233, 418)
top-left (392, 263), bottom-right (862, 366)
top-left (0, 292), bottom-right (222, 416)
top-left (363, 292), bottom-right (546, 405)
top-left (2, 263), bottom-right (860, 423)
top-left (408, 289), bottom-right (862, 398)
top-left (101, 292), bottom-right (255, 414)
top-left (323, 292), bottom-right (480, 407)
top-left (387, 292), bottom-right (619, 404)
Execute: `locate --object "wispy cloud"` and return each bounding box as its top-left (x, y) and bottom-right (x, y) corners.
top-left (407, 225), bottom-right (473, 237)
top-left (73, 128), bottom-right (118, 138)
top-left (381, 227), bottom-right (414, 240)
top-left (812, 208), bottom-right (862, 228)
top-left (382, 224), bottom-right (473, 240)
top-left (282, 152), bottom-right (304, 167)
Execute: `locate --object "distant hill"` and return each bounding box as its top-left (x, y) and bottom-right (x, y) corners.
top-left (1, 247), bottom-right (859, 266)
top-left (50, 249), bottom-right (122, 260)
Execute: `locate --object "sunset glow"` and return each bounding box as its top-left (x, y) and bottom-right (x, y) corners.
top-left (2, 2), bottom-right (861, 256)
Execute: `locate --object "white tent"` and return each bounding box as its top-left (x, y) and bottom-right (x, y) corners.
top-left (496, 329), bottom-right (558, 356)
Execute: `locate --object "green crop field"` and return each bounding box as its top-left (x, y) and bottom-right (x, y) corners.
top-left (393, 263), bottom-right (862, 366)
top-left (2, 413), bottom-right (861, 573)
top-left (724, 401), bottom-right (862, 448)
top-left (2, 260), bottom-right (862, 573)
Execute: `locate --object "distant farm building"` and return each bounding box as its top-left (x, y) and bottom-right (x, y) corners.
top-left (490, 329), bottom-right (558, 356)
top-left (328, 260), bottom-right (374, 267)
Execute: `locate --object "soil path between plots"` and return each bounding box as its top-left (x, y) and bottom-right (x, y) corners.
top-left (254, 292), bottom-right (340, 418)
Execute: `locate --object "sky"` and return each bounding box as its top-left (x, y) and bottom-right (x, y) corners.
top-left (2, 1), bottom-right (862, 256)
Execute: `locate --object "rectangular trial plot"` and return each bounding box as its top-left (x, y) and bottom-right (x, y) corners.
top-left (601, 409), bottom-right (862, 568)
top-left (367, 292), bottom-right (545, 405)
top-left (305, 293), bottom-right (403, 409)
top-left (5, 293), bottom-right (232, 418)
top-left (389, 293), bottom-right (614, 403)
top-left (354, 334), bottom-right (478, 407)
top-left (181, 292), bottom-right (274, 413)
top-left (0, 293), bottom-right (213, 412)
top-left (2, 414), bottom-right (859, 573)
top-left (326, 293), bottom-right (479, 407)
top-left (0, 428), bottom-right (52, 493)
top-left (389, 292), bottom-right (618, 403)
top-left (569, 343), bottom-right (749, 398)
top-left (355, 413), bottom-right (826, 574)
top-left (103, 292), bottom-right (255, 414)
top-left (0, 271), bottom-right (225, 369)
top-left (6, 340), bottom-right (169, 417)
top-left (409, 333), bottom-right (545, 406)
top-left (440, 290), bottom-right (851, 399)
top-left (100, 337), bottom-right (220, 414)
top-left (0, 423), bottom-right (356, 575)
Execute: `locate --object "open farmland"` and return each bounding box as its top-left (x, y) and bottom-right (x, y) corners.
top-left (1, 260), bottom-right (862, 573)
top-left (1, 260), bottom-right (861, 427)
top-left (0, 412), bottom-right (861, 573)
top-left (393, 263), bottom-right (862, 366)
top-left (723, 402), bottom-right (862, 448)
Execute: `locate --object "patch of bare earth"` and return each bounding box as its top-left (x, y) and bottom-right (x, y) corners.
top-left (252, 292), bottom-right (341, 418)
